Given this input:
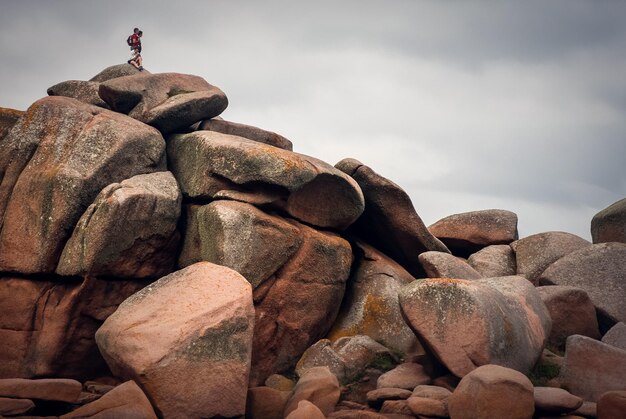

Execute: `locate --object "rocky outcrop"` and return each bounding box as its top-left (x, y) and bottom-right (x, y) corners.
top-left (336, 158), bottom-right (450, 277)
top-left (328, 241), bottom-right (420, 354)
top-left (399, 276), bottom-right (551, 377)
top-left (539, 242), bottom-right (626, 327)
top-left (0, 96), bottom-right (166, 274)
top-left (57, 172), bottom-right (181, 279)
top-left (251, 224), bottom-right (353, 385)
top-left (467, 244), bottom-right (516, 277)
top-left (199, 118), bottom-right (293, 150)
top-left (448, 365), bottom-right (534, 419)
top-left (537, 286), bottom-right (600, 350)
top-left (47, 80), bottom-right (110, 108)
top-left (591, 197), bottom-right (626, 244)
top-left (96, 262), bottom-right (255, 418)
top-left (0, 276), bottom-right (147, 379)
top-left (89, 63), bottom-right (149, 82)
top-left (99, 72), bottom-right (228, 133)
top-left (169, 132), bottom-right (364, 230)
top-left (559, 335), bottom-right (626, 402)
top-left (511, 231), bottom-right (591, 284)
top-left (418, 251), bottom-right (482, 279)
top-left (429, 209), bottom-right (519, 256)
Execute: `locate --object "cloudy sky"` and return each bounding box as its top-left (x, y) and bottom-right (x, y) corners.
top-left (1, 1), bottom-right (625, 240)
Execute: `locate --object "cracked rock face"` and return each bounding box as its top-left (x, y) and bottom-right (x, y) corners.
top-left (399, 276), bottom-right (551, 377)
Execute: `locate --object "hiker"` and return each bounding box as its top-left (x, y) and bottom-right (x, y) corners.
top-left (128, 47), bottom-right (143, 71)
top-left (128, 28), bottom-right (142, 53)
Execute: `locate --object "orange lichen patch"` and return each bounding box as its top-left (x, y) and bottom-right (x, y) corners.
top-left (427, 278), bottom-right (470, 285)
top-left (328, 294), bottom-right (396, 343)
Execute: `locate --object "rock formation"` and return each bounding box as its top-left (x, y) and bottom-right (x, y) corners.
top-left (0, 63), bottom-right (624, 418)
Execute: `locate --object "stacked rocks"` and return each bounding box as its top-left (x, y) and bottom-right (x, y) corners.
top-left (0, 63), bottom-right (624, 418)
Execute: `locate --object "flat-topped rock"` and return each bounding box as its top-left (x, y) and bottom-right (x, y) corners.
top-left (428, 209), bottom-right (518, 256)
top-left (199, 118), bottom-right (293, 150)
top-left (0, 378), bottom-right (81, 403)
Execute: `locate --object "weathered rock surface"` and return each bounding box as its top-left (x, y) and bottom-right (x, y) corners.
top-left (447, 364), bottom-right (535, 419)
top-left (428, 209), bottom-right (519, 256)
top-left (602, 322), bottom-right (626, 351)
top-left (366, 388), bottom-right (412, 408)
top-left (57, 172), bottom-right (181, 279)
top-left (559, 335), bottom-right (626, 402)
top-left (406, 396), bottom-right (448, 417)
top-left (376, 363), bottom-right (431, 390)
top-left (0, 276), bottom-right (148, 379)
top-left (418, 251), bottom-right (482, 279)
top-left (537, 286), bottom-right (601, 350)
top-left (61, 380), bottom-right (157, 419)
top-left (284, 367), bottom-right (340, 417)
top-left (0, 397), bottom-right (35, 416)
top-left (0, 96), bottom-right (166, 274)
top-left (327, 410), bottom-right (387, 419)
top-left (90, 63), bottom-right (149, 82)
top-left (592, 198), bottom-right (626, 244)
top-left (99, 72), bottom-right (227, 133)
top-left (511, 231), bottom-right (591, 284)
top-left (0, 378), bottom-right (81, 402)
top-left (199, 118), bottom-right (293, 150)
top-left (336, 158), bottom-right (449, 277)
top-left (539, 243), bottom-right (626, 326)
top-left (597, 391), bottom-right (626, 419)
top-left (169, 132), bottom-right (364, 230)
top-left (467, 244), bottom-right (517, 277)
top-left (0, 107), bottom-right (23, 140)
top-left (96, 262), bottom-right (255, 418)
top-left (534, 387), bottom-right (583, 414)
top-left (328, 241), bottom-right (420, 354)
top-left (246, 386), bottom-right (291, 419)
top-left (251, 224), bottom-right (352, 385)
top-left (178, 200), bottom-right (302, 288)
top-left (47, 80), bottom-right (110, 108)
top-left (286, 400), bottom-right (326, 419)
top-left (296, 336), bottom-right (395, 384)
top-left (399, 276), bottom-right (551, 377)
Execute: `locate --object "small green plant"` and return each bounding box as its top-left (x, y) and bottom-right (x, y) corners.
top-left (528, 361), bottom-right (561, 386)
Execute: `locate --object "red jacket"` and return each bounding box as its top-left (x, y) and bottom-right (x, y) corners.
top-left (130, 33), bottom-right (141, 49)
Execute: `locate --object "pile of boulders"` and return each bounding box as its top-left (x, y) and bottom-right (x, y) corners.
top-left (0, 63), bottom-right (624, 418)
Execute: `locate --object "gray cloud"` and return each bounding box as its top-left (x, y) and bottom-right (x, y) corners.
top-left (1, 0), bottom-right (625, 239)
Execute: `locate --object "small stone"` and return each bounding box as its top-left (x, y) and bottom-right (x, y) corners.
top-left (602, 322), bottom-right (626, 351)
top-left (265, 374), bottom-right (296, 392)
top-left (380, 400), bottom-right (413, 415)
top-left (376, 363), bottom-right (431, 390)
top-left (366, 388), bottom-right (412, 408)
top-left (534, 387), bottom-right (583, 414)
top-left (597, 391), bottom-right (626, 419)
top-left (0, 378), bottom-right (82, 403)
top-left (246, 386), bottom-right (291, 419)
top-left (411, 384), bottom-right (452, 400)
top-left (284, 367), bottom-right (340, 417)
top-left (406, 396), bottom-right (448, 417)
top-left (0, 397), bottom-right (35, 416)
top-left (285, 400), bottom-right (325, 419)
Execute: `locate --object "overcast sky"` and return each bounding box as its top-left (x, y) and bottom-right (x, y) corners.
top-left (1, 0), bottom-right (625, 240)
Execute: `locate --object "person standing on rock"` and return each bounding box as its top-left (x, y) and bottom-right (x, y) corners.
top-left (128, 27), bottom-right (142, 53)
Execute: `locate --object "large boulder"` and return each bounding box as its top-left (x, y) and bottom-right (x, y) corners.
top-left (428, 209), bottom-right (519, 257)
top-left (0, 276), bottom-right (148, 380)
top-left (0, 107), bottom-right (23, 140)
top-left (399, 276), bottom-right (551, 377)
top-left (328, 241), bottom-right (420, 355)
top-left (47, 80), bottom-right (110, 108)
top-left (418, 251), bottom-right (482, 280)
top-left (57, 172), bottom-right (181, 279)
top-left (467, 244), bottom-right (516, 277)
top-left (536, 286), bottom-right (601, 351)
top-left (447, 364), bottom-right (535, 419)
top-left (559, 335), bottom-right (626, 402)
top-left (99, 72), bottom-right (228, 133)
top-left (336, 158), bottom-right (449, 277)
top-left (178, 200), bottom-right (302, 288)
top-left (592, 198), bottom-right (626, 244)
top-left (96, 262), bottom-right (255, 418)
top-left (90, 63), bottom-right (148, 82)
top-left (251, 223), bottom-right (353, 385)
top-left (199, 118), bottom-right (293, 150)
top-left (511, 232), bottom-right (591, 284)
top-left (168, 132), bottom-right (364, 230)
top-left (0, 96), bottom-right (166, 274)
top-left (60, 380), bottom-right (157, 419)
top-left (539, 243), bottom-right (626, 327)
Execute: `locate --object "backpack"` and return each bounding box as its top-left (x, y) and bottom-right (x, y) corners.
top-left (126, 35), bottom-right (133, 46)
